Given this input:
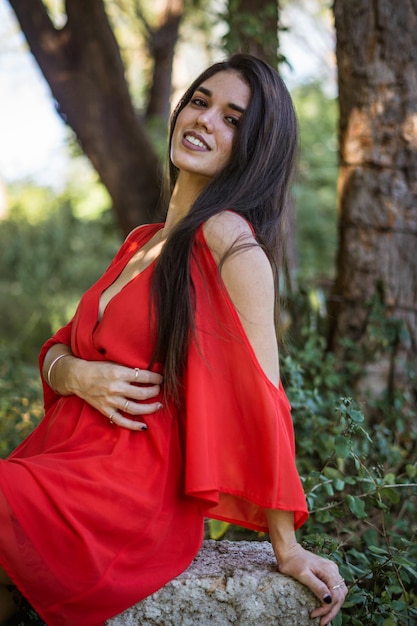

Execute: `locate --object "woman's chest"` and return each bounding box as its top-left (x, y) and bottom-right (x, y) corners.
top-left (73, 268), bottom-right (155, 368)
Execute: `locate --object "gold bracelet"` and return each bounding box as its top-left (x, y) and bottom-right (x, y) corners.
top-left (46, 353), bottom-right (70, 389)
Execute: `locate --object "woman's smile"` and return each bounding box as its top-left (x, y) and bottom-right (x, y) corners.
top-left (182, 131), bottom-right (211, 151)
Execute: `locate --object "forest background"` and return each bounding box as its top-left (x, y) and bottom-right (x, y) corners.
top-left (0, 1), bottom-right (416, 625)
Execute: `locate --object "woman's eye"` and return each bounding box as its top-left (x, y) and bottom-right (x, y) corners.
top-left (191, 97), bottom-right (206, 107)
top-left (226, 116), bottom-right (240, 127)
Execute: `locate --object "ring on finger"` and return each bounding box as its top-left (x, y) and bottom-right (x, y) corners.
top-left (134, 368), bottom-right (140, 380)
top-left (108, 412), bottom-right (116, 425)
top-left (123, 400), bottom-right (130, 412)
top-left (331, 578), bottom-right (345, 590)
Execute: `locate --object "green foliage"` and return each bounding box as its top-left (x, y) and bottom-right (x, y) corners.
top-left (221, 0), bottom-right (282, 66)
top-left (282, 297), bottom-right (417, 625)
top-left (291, 81), bottom-right (339, 281)
top-left (207, 519), bottom-right (230, 540)
top-left (0, 345), bottom-right (43, 458)
top-left (0, 181), bottom-right (121, 362)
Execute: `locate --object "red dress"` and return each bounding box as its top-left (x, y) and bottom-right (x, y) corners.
top-left (0, 224), bottom-right (308, 626)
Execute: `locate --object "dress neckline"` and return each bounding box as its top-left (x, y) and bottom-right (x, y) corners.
top-left (97, 224), bottom-right (163, 324)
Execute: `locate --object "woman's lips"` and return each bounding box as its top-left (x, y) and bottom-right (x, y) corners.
top-left (182, 132), bottom-right (210, 151)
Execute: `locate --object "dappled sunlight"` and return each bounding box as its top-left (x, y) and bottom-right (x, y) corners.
top-left (3, 186), bottom-right (57, 224)
top-left (402, 111), bottom-right (417, 146)
top-left (0, 179), bottom-right (7, 218)
top-left (343, 107), bottom-right (373, 164)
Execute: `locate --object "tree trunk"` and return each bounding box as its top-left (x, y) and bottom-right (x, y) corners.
top-left (226, 0), bottom-right (278, 67)
top-left (146, 0), bottom-right (183, 125)
top-left (7, 0), bottom-right (164, 234)
top-left (329, 0), bottom-right (417, 401)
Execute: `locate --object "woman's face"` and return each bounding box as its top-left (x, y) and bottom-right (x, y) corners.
top-left (171, 70), bottom-right (251, 183)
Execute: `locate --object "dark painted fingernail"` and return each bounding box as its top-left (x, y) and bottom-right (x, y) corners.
top-left (157, 403), bottom-right (163, 410)
top-left (323, 594), bottom-right (332, 604)
top-left (141, 425), bottom-right (148, 431)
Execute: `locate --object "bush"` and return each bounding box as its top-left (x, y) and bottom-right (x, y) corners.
top-left (0, 344), bottom-right (43, 457)
top-left (283, 293), bottom-right (417, 625)
top-left (0, 183), bottom-right (121, 362)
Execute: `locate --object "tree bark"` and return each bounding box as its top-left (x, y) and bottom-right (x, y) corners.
top-left (146, 0), bottom-right (183, 124)
top-left (226, 0), bottom-right (278, 67)
top-left (330, 0), bottom-right (417, 400)
top-left (8, 0), bottom-right (163, 234)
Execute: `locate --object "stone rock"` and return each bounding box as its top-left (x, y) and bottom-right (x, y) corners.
top-left (106, 540), bottom-right (320, 625)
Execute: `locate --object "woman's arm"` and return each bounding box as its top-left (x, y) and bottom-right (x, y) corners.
top-left (42, 344), bottom-right (163, 431)
top-left (266, 509), bottom-right (346, 626)
top-left (204, 213), bottom-right (346, 625)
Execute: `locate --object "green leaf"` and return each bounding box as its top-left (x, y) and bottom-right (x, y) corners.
top-left (368, 545), bottom-right (388, 556)
top-left (380, 486), bottom-right (401, 504)
top-left (323, 482), bottom-right (335, 496)
top-left (323, 467), bottom-right (343, 479)
top-left (316, 509), bottom-right (335, 523)
top-left (334, 478), bottom-right (346, 491)
top-left (384, 473), bottom-right (396, 485)
top-left (344, 476), bottom-right (357, 485)
top-left (402, 565), bottom-right (417, 579)
top-left (406, 464), bottom-right (417, 478)
top-left (335, 435), bottom-right (351, 458)
top-left (349, 409), bottom-right (365, 423)
top-left (346, 495), bottom-right (367, 519)
top-left (208, 519), bottom-right (229, 540)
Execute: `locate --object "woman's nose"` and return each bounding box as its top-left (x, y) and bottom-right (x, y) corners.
top-left (196, 109), bottom-right (214, 132)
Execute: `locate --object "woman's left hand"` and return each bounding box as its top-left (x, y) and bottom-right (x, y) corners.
top-left (276, 543), bottom-right (347, 626)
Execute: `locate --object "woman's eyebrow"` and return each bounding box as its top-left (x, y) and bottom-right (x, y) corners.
top-left (195, 86), bottom-right (246, 114)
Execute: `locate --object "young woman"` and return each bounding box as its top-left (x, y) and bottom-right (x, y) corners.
top-left (0, 54), bottom-right (347, 625)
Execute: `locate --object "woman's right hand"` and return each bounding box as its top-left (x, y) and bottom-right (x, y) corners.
top-left (266, 509), bottom-right (347, 626)
top-left (44, 346), bottom-right (163, 431)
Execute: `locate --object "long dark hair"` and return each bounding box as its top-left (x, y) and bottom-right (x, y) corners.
top-left (150, 53), bottom-right (298, 403)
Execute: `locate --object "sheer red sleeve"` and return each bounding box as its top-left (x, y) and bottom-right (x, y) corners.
top-left (182, 231), bottom-right (308, 532)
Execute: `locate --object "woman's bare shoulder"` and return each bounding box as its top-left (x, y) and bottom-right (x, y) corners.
top-left (203, 211), bottom-right (274, 307)
top-left (203, 211), bottom-right (271, 274)
top-left (203, 213), bottom-right (278, 385)
top-left (202, 211), bottom-right (256, 262)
